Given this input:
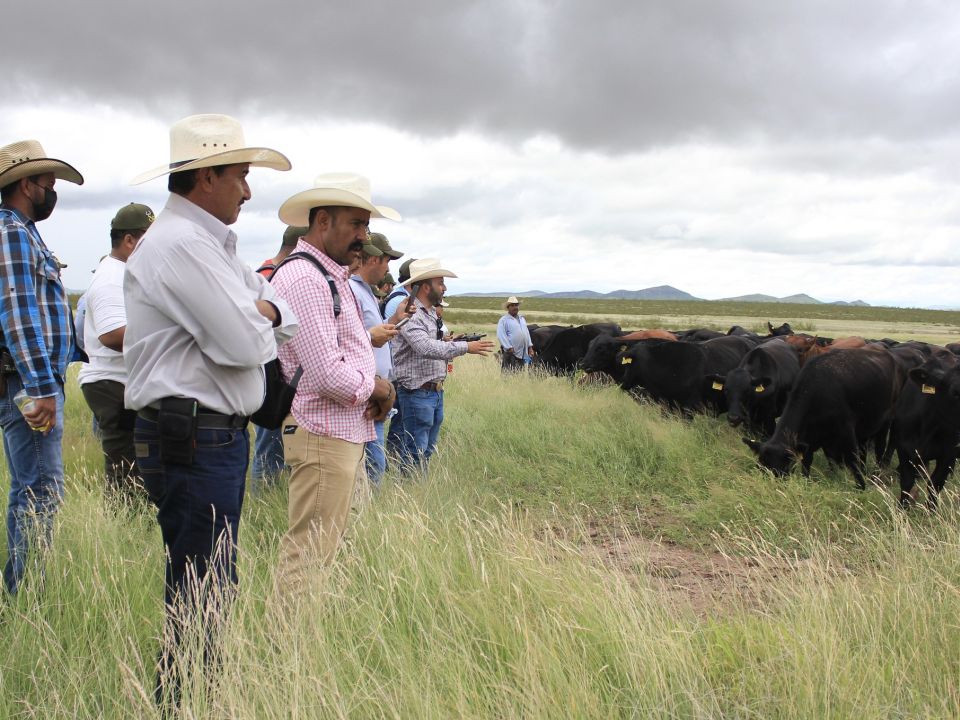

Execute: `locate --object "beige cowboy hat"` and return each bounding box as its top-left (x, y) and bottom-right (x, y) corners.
top-left (0, 140), bottom-right (83, 189)
top-left (504, 296), bottom-right (521, 308)
top-left (400, 257), bottom-right (458, 287)
top-left (278, 172), bottom-right (401, 226)
top-left (130, 114), bottom-right (290, 185)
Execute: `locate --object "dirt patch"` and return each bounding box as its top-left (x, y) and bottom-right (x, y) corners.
top-left (587, 535), bottom-right (806, 616)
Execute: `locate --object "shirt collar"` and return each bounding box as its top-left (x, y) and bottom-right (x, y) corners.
top-left (164, 193), bottom-right (238, 255)
top-left (293, 238), bottom-right (351, 280)
top-left (0, 204), bottom-right (37, 230)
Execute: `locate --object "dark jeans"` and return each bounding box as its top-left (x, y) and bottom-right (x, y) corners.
top-left (385, 381), bottom-right (404, 457)
top-left (135, 415), bottom-right (249, 707)
top-left (80, 379), bottom-right (139, 495)
top-left (0, 374), bottom-right (64, 595)
top-left (501, 351), bottom-right (526, 373)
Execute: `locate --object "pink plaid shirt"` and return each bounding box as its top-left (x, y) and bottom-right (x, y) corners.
top-left (272, 240), bottom-right (375, 444)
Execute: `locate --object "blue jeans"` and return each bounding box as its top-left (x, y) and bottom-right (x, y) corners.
top-left (385, 381), bottom-right (404, 457)
top-left (0, 375), bottom-right (65, 595)
top-left (396, 387), bottom-right (444, 472)
top-left (251, 423), bottom-right (285, 490)
top-left (365, 420), bottom-right (386, 485)
top-left (135, 415), bottom-right (249, 705)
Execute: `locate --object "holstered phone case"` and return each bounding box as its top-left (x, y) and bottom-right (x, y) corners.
top-left (158, 397), bottom-right (198, 466)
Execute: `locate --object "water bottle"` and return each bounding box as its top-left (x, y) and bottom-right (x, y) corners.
top-left (13, 389), bottom-right (51, 432)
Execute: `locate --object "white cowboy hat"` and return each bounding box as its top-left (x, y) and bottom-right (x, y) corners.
top-left (400, 257), bottom-right (458, 287)
top-left (130, 114), bottom-right (290, 185)
top-left (0, 140), bottom-right (83, 189)
top-left (504, 296), bottom-right (521, 308)
top-left (278, 172), bottom-right (401, 226)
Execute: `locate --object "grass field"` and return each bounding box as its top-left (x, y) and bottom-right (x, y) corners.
top-left (1, 300), bottom-right (959, 718)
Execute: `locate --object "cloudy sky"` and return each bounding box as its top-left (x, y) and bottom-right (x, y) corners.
top-left (5, 0), bottom-right (960, 308)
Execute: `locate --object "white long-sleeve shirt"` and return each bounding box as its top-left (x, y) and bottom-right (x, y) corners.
top-left (497, 313), bottom-right (532, 359)
top-left (123, 193), bottom-right (298, 415)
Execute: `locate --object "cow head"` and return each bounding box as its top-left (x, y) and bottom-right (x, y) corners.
top-left (743, 437), bottom-right (794, 475)
top-left (909, 364), bottom-right (960, 426)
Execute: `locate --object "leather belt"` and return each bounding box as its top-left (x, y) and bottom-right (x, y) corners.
top-left (138, 405), bottom-right (249, 429)
top-left (419, 381), bottom-right (444, 392)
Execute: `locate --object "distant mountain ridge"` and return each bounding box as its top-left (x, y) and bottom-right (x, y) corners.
top-left (458, 285), bottom-right (870, 306)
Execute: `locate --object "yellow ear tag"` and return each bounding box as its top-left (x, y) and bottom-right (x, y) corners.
top-left (711, 381), bottom-right (723, 390)
top-left (755, 384), bottom-right (765, 393)
top-left (922, 384), bottom-right (936, 395)
top-left (621, 357), bottom-right (633, 365)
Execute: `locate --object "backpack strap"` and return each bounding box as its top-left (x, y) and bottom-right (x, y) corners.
top-left (269, 251), bottom-right (341, 318)
top-left (381, 288), bottom-right (407, 319)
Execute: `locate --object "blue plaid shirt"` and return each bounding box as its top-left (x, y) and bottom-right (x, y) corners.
top-left (0, 206), bottom-right (76, 398)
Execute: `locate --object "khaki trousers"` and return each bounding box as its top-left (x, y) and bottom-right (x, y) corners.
top-left (277, 417), bottom-right (364, 594)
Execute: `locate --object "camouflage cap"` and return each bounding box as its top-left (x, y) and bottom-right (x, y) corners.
top-left (368, 232), bottom-right (403, 259)
top-left (398, 257), bottom-right (417, 283)
top-left (111, 203), bottom-right (155, 231)
top-left (381, 272), bottom-right (396, 286)
top-left (282, 225), bottom-right (308, 247)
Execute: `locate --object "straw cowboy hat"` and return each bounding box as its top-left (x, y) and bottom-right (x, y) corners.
top-left (504, 296), bottom-right (521, 308)
top-left (278, 172), bottom-right (401, 226)
top-left (0, 140), bottom-right (83, 189)
top-left (400, 258), bottom-right (458, 287)
top-left (130, 114), bottom-right (290, 185)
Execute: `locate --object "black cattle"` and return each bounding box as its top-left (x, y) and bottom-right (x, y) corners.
top-left (947, 342), bottom-right (960, 356)
top-left (892, 353), bottom-right (960, 508)
top-left (618, 335), bottom-right (754, 413)
top-left (534, 322), bottom-right (621, 375)
top-left (711, 338), bottom-right (800, 436)
top-left (675, 328), bottom-right (725, 342)
top-left (767, 322), bottom-right (794, 336)
top-left (530, 325), bottom-right (570, 355)
top-left (744, 348), bottom-right (905, 489)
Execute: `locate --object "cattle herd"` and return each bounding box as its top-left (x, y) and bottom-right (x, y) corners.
top-left (528, 321), bottom-right (960, 508)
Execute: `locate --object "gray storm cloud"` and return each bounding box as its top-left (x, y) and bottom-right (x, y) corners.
top-left (8, 0), bottom-right (960, 151)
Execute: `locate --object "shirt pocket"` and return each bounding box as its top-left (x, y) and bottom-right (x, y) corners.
top-left (35, 252), bottom-right (60, 283)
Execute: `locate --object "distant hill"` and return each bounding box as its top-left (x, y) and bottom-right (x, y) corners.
top-left (458, 286), bottom-right (870, 306)
top-left (458, 285), bottom-right (700, 301)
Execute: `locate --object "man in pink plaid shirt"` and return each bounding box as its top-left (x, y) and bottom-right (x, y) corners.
top-left (272, 173), bottom-right (401, 593)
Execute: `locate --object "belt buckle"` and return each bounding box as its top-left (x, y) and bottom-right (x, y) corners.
top-left (435, 381), bottom-right (443, 391)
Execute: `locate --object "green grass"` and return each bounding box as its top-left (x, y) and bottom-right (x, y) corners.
top-left (1, 302), bottom-right (960, 717)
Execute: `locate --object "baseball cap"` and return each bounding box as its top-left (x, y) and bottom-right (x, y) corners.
top-left (111, 203), bottom-right (155, 231)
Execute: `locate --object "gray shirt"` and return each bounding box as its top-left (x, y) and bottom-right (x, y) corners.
top-left (392, 298), bottom-right (467, 389)
top-left (123, 193), bottom-right (298, 414)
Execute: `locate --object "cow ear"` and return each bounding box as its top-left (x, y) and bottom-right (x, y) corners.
top-left (768, 322), bottom-right (775, 333)
top-left (910, 366), bottom-right (943, 388)
top-left (742, 437), bottom-right (762, 454)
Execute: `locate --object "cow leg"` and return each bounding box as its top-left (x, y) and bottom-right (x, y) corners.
top-left (927, 451), bottom-right (957, 511)
top-left (896, 448), bottom-right (919, 508)
top-left (800, 447), bottom-right (815, 477)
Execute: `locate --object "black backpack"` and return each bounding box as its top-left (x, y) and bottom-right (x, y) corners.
top-left (250, 252), bottom-right (341, 429)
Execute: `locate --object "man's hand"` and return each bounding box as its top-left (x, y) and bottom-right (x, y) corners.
top-left (255, 300), bottom-right (278, 325)
top-left (22, 396), bottom-right (56, 435)
top-left (467, 340), bottom-right (495, 356)
top-left (365, 376), bottom-right (395, 421)
top-left (388, 303), bottom-right (416, 325)
top-left (528, 346), bottom-right (535, 357)
top-left (369, 324), bottom-right (398, 348)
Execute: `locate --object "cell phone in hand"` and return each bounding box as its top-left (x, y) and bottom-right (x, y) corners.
top-left (395, 316), bottom-right (411, 329)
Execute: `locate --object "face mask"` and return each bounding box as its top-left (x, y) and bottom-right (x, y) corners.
top-left (30, 182), bottom-right (57, 221)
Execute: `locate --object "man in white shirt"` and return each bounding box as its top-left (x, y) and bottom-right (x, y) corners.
top-left (79, 203), bottom-right (154, 496)
top-left (124, 114), bottom-right (297, 708)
